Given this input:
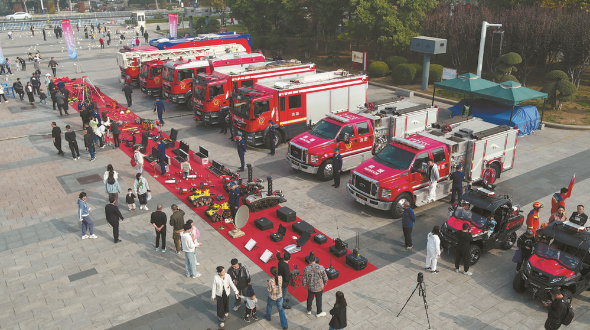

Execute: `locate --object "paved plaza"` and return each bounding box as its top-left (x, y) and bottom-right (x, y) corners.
top-left (0, 28), bottom-right (590, 330)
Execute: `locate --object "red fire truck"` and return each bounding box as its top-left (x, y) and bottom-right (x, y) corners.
top-left (230, 71), bottom-right (368, 148)
top-left (192, 61), bottom-right (317, 125)
top-left (161, 53), bottom-right (266, 105)
top-left (347, 116), bottom-right (519, 218)
top-left (118, 40), bottom-right (250, 87)
top-left (286, 100), bottom-right (439, 181)
top-left (139, 59), bottom-right (165, 96)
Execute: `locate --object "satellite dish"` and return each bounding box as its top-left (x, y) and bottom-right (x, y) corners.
top-left (229, 205), bottom-right (248, 238)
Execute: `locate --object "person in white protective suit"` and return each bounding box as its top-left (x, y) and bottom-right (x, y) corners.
top-left (425, 226), bottom-right (442, 274)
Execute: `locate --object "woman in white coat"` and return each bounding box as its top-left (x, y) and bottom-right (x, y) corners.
top-left (211, 266), bottom-right (240, 328)
top-left (425, 226), bottom-right (442, 274)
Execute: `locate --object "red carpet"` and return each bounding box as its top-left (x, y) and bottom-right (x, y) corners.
top-left (61, 77), bottom-right (377, 302)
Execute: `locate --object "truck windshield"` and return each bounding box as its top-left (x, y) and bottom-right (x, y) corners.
top-left (309, 119), bottom-right (340, 140)
top-left (535, 243), bottom-right (580, 270)
top-left (232, 100), bottom-right (251, 119)
top-left (194, 85), bottom-right (207, 101)
top-left (139, 64), bottom-right (149, 78)
top-left (465, 208), bottom-right (488, 228)
top-left (162, 67), bottom-right (173, 82)
top-left (150, 65), bottom-right (162, 78)
top-left (374, 145), bottom-right (416, 170)
top-left (196, 76), bottom-right (209, 87)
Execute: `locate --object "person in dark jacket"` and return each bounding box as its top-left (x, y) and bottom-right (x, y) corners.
top-left (332, 148), bottom-right (343, 188)
top-left (227, 258), bottom-right (252, 312)
top-left (25, 82), bottom-right (34, 104)
top-left (122, 83), bottom-right (133, 107)
top-left (516, 229), bottom-right (535, 272)
top-left (228, 182), bottom-right (240, 223)
top-left (144, 31), bottom-right (149, 43)
top-left (83, 130), bottom-right (96, 161)
top-left (268, 120), bottom-right (276, 156)
top-left (105, 195), bottom-right (124, 243)
top-left (169, 205), bottom-right (186, 254)
top-left (48, 57), bottom-right (58, 77)
top-left (455, 223), bottom-right (473, 275)
top-left (13, 78), bottom-right (24, 101)
top-left (157, 138), bottom-right (167, 174)
top-left (329, 291), bottom-right (347, 330)
top-left (51, 122), bottom-right (64, 156)
top-left (110, 120), bottom-right (121, 148)
top-left (64, 125), bottom-right (80, 160)
top-left (401, 202), bottom-right (416, 250)
top-left (219, 106), bottom-right (228, 134)
top-left (276, 251), bottom-right (292, 309)
top-left (151, 204), bottom-right (167, 252)
top-left (236, 133), bottom-right (246, 171)
top-left (449, 164), bottom-right (465, 204)
top-left (49, 81), bottom-right (57, 109)
top-left (30, 74), bottom-right (41, 95)
top-left (544, 287), bottom-right (568, 330)
top-left (56, 91), bottom-right (67, 116)
top-left (569, 205), bottom-right (587, 226)
top-left (154, 96), bottom-right (165, 124)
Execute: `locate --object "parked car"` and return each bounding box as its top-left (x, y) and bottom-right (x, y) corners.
top-left (6, 12), bottom-right (32, 20)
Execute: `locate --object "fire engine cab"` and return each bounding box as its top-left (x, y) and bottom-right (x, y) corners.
top-left (347, 116), bottom-right (519, 218)
top-left (286, 99), bottom-right (439, 181)
top-left (192, 61), bottom-right (317, 125)
top-left (161, 52), bottom-right (266, 105)
top-left (230, 70), bottom-right (368, 148)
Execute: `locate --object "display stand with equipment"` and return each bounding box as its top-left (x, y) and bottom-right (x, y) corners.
top-left (163, 128), bottom-right (178, 148)
top-left (133, 132), bottom-right (149, 153)
top-left (193, 145), bottom-right (209, 165)
top-left (325, 258), bottom-right (340, 280)
top-left (207, 160), bottom-right (227, 177)
top-left (271, 224), bottom-right (286, 242)
top-left (330, 226), bottom-right (348, 258)
top-left (345, 232), bottom-right (368, 270)
top-left (144, 146), bottom-right (160, 163)
top-left (228, 205), bottom-right (248, 239)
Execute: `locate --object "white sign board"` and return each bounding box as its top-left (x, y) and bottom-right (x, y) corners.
top-left (352, 51), bottom-right (363, 64)
top-left (442, 67), bottom-right (457, 80)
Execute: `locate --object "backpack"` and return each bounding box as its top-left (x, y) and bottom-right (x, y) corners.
top-left (562, 297), bottom-right (574, 325)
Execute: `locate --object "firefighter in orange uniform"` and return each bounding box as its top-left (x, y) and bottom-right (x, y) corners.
top-left (526, 202), bottom-right (543, 236)
top-left (550, 187), bottom-right (569, 214)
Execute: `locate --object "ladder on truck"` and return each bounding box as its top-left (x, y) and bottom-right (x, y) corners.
top-left (117, 43), bottom-right (248, 68)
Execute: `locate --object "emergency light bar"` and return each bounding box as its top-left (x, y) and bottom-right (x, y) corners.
top-left (326, 112), bottom-right (349, 123)
top-left (563, 221), bottom-right (586, 233)
top-left (477, 188), bottom-right (496, 197)
top-left (391, 137), bottom-right (425, 150)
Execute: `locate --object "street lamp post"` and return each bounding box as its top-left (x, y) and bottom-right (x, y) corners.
top-left (476, 21), bottom-right (502, 77)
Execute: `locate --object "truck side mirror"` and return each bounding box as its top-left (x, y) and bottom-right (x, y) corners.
top-left (343, 133), bottom-right (350, 143)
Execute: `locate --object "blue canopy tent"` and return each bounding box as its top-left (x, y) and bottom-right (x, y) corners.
top-left (448, 98), bottom-right (540, 136)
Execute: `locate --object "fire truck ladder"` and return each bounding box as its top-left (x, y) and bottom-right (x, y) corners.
top-left (82, 76), bottom-right (105, 103)
top-left (121, 44), bottom-right (248, 68)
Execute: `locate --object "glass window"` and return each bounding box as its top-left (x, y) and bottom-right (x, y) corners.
top-left (233, 82), bottom-right (238, 92)
top-left (241, 80), bottom-right (253, 87)
top-left (310, 119), bottom-right (341, 140)
top-left (196, 68), bottom-right (207, 75)
top-left (288, 95), bottom-right (301, 109)
top-left (338, 125), bottom-right (355, 140)
top-left (162, 67), bottom-right (173, 82)
top-left (209, 85), bottom-right (224, 98)
top-left (254, 101), bottom-right (269, 117)
top-left (177, 70), bottom-right (193, 82)
top-left (412, 152), bottom-right (429, 172)
top-left (280, 97), bottom-right (285, 111)
top-left (432, 147), bottom-right (446, 163)
top-left (374, 145), bottom-right (417, 170)
top-left (150, 66), bottom-right (162, 77)
top-left (357, 121), bottom-right (370, 135)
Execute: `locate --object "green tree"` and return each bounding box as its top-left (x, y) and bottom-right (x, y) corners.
top-left (296, 34), bottom-right (314, 58)
top-left (201, 0), bottom-right (232, 27)
top-left (230, 0), bottom-right (275, 36)
top-left (560, 11), bottom-right (590, 88)
top-left (540, 70), bottom-right (577, 111)
top-left (493, 52), bottom-right (522, 82)
top-left (318, 0), bottom-right (348, 52)
top-left (265, 27), bottom-right (288, 54)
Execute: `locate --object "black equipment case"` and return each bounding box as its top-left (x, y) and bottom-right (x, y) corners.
top-left (325, 266), bottom-right (340, 280)
top-left (329, 238), bottom-right (348, 258)
top-left (271, 224), bottom-right (287, 242)
top-left (292, 221), bottom-right (315, 235)
top-left (345, 251), bottom-right (368, 271)
top-left (277, 207), bottom-right (296, 222)
top-left (254, 217), bottom-right (273, 231)
top-left (314, 234), bottom-right (328, 245)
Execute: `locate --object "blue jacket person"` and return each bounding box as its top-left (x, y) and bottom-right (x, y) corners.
top-left (228, 182), bottom-right (241, 222)
top-left (154, 96), bottom-right (166, 125)
top-left (157, 138), bottom-right (167, 175)
top-left (332, 148), bottom-right (343, 188)
top-left (449, 164), bottom-right (465, 204)
top-left (236, 133), bottom-right (246, 171)
top-left (268, 120), bottom-right (276, 155)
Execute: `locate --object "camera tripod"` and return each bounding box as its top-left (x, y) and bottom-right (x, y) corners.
top-left (397, 272), bottom-right (431, 329)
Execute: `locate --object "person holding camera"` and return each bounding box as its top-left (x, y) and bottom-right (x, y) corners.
top-left (455, 223), bottom-right (473, 276)
top-left (302, 255), bottom-right (328, 317)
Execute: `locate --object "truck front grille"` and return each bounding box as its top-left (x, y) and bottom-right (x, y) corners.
top-left (290, 144), bottom-right (306, 162)
top-left (354, 174), bottom-right (377, 196)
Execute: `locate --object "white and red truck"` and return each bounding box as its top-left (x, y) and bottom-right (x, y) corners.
top-left (346, 116), bottom-right (519, 218)
top-left (286, 100), bottom-right (440, 180)
top-left (192, 61), bottom-right (317, 125)
top-left (230, 70), bottom-right (369, 148)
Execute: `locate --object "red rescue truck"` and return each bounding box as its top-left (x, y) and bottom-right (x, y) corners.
top-left (161, 52), bottom-right (266, 105)
top-left (347, 116), bottom-right (519, 218)
top-left (286, 100), bottom-right (439, 181)
top-left (230, 71), bottom-right (368, 148)
top-left (192, 61), bottom-right (317, 125)
top-left (139, 59), bottom-right (165, 96)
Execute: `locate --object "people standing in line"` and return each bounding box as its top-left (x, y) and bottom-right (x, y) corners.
top-left (569, 205), bottom-right (588, 226)
top-left (51, 122), bottom-right (64, 156)
top-left (302, 255), bottom-right (328, 317)
top-left (543, 287), bottom-right (568, 330)
top-left (154, 96), bottom-right (165, 124)
top-left (133, 145), bottom-right (144, 173)
top-left (227, 259), bottom-right (252, 312)
top-left (425, 226), bottom-right (441, 274)
top-left (13, 78), bottom-right (24, 101)
top-left (449, 164), bottom-right (465, 204)
top-left (0, 84), bottom-right (7, 103)
top-left (328, 291), bottom-right (347, 330)
top-left (482, 163), bottom-right (496, 190)
top-left (401, 202), bottom-right (415, 250)
top-left (516, 229), bottom-right (535, 272)
top-left (211, 266), bottom-right (240, 328)
top-left (228, 182), bottom-right (240, 224)
top-left (276, 251), bottom-right (292, 309)
top-left (122, 82), bottom-right (133, 107)
top-left (548, 205), bottom-right (567, 224)
top-left (105, 195), bottom-right (124, 243)
top-left (264, 266), bottom-right (289, 330)
top-left (455, 223), bottom-right (473, 276)
top-left (25, 82), bottom-right (34, 105)
top-left (332, 148), bottom-right (342, 188)
top-left (527, 202), bottom-right (543, 236)
top-left (126, 188), bottom-right (136, 212)
top-left (236, 133), bottom-right (246, 172)
top-left (150, 204), bottom-right (167, 251)
top-left (133, 173), bottom-right (150, 210)
top-left (83, 130), bottom-right (96, 161)
top-left (181, 223), bottom-right (202, 278)
top-left (268, 120), bottom-right (276, 156)
top-left (105, 170), bottom-right (121, 207)
top-left (170, 204), bottom-right (186, 254)
top-left (48, 57), bottom-right (58, 77)
top-left (426, 158), bottom-right (440, 203)
top-left (64, 125), bottom-right (80, 160)
top-left (77, 192), bottom-right (97, 239)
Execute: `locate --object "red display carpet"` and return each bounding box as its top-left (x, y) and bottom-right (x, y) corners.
top-left (61, 77), bottom-right (377, 302)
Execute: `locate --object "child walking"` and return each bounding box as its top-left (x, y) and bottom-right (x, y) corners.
top-left (39, 89), bottom-right (47, 105)
top-left (126, 188), bottom-right (136, 212)
top-left (244, 291), bottom-right (258, 322)
top-left (181, 158), bottom-right (191, 179)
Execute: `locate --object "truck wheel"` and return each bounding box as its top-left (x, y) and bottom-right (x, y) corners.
top-left (469, 244), bottom-right (482, 265)
top-left (265, 130), bottom-right (283, 149)
top-left (513, 272), bottom-right (526, 293)
top-left (561, 289), bottom-right (574, 303)
top-left (501, 232), bottom-right (517, 250)
top-left (491, 163), bottom-right (501, 180)
top-left (390, 193), bottom-right (412, 219)
top-left (317, 159), bottom-right (334, 181)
